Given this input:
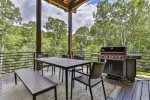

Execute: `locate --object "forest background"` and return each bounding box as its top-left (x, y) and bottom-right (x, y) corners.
top-left (1, 0), bottom-right (150, 74)
top-left (1, 0), bottom-right (150, 53)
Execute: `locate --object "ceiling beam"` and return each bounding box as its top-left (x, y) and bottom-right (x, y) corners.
top-left (69, 0), bottom-right (78, 6)
top-left (71, 0), bottom-right (87, 11)
top-left (47, 0), bottom-right (69, 11)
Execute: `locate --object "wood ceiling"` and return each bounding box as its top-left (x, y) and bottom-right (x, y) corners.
top-left (46, 0), bottom-right (88, 12)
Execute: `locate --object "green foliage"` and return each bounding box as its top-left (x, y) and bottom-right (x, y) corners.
top-left (73, 26), bottom-right (89, 51)
top-left (4, 21), bottom-right (36, 52)
top-left (2, 0), bottom-right (150, 54)
top-left (43, 17), bottom-right (67, 52)
top-left (88, 0), bottom-right (150, 53)
top-left (1, 0), bottom-right (150, 75)
top-left (0, 0), bottom-right (21, 52)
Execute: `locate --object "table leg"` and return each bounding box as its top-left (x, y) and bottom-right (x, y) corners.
top-left (34, 60), bottom-right (36, 71)
top-left (65, 69), bottom-right (68, 100)
top-left (87, 65), bottom-right (88, 74)
top-left (89, 63), bottom-right (91, 73)
top-left (14, 73), bottom-right (17, 85)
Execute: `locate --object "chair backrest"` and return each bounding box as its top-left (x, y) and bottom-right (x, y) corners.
top-left (37, 54), bottom-right (48, 58)
top-left (74, 55), bottom-right (84, 60)
top-left (62, 54), bottom-right (69, 58)
top-left (90, 61), bottom-right (106, 79)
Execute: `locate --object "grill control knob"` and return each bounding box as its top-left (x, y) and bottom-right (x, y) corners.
top-left (118, 56), bottom-right (122, 59)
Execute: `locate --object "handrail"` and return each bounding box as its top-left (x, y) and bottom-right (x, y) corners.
top-left (0, 51), bottom-right (150, 75)
top-left (0, 52), bottom-right (35, 74)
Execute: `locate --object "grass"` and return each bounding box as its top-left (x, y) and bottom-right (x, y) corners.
top-left (137, 72), bottom-right (150, 76)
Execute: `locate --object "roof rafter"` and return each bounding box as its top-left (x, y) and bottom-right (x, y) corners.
top-left (47, 0), bottom-right (69, 11)
top-left (71, 0), bottom-right (87, 11)
top-left (45, 0), bottom-right (88, 12)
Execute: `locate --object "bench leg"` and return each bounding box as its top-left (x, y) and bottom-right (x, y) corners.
top-left (33, 95), bottom-right (36, 100)
top-left (54, 87), bottom-right (57, 100)
top-left (14, 73), bottom-right (17, 85)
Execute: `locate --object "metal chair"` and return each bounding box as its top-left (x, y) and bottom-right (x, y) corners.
top-left (74, 55), bottom-right (84, 60)
top-left (73, 55), bottom-right (85, 72)
top-left (60, 54), bottom-right (70, 82)
top-left (37, 54), bottom-right (54, 76)
top-left (62, 54), bottom-right (70, 58)
top-left (71, 61), bottom-right (107, 100)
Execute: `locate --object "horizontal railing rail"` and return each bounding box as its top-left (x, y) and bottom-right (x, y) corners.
top-left (0, 52), bottom-right (35, 74)
top-left (0, 51), bottom-right (150, 76)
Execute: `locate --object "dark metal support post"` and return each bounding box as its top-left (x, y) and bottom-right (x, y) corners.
top-left (33, 95), bottom-right (36, 100)
top-left (68, 11), bottom-right (72, 58)
top-left (36, 0), bottom-right (41, 70)
top-left (33, 52), bottom-right (36, 71)
top-left (14, 73), bottom-right (17, 85)
top-left (54, 87), bottom-right (57, 100)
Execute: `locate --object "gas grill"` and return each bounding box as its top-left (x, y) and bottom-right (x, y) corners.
top-left (99, 46), bottom-right (142, 82)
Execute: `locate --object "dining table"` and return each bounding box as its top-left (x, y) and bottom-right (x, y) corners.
top-left (35, 57), bottom-right (91, 100)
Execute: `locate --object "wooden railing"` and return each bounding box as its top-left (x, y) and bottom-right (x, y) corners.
top-left (0, 51), bottom-right (150, 76)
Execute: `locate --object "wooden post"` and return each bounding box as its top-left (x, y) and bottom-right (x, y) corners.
top-left (68, 11), bottom-right (72, 58)
top-left (36, 0), bottom-right (41, 70)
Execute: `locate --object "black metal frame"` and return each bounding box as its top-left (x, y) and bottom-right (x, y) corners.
top-left (35, 57), bottom-right (91, 100)
top-left (73, 55), bottom-right (85, 72)
top-left (71, 63), bottom-right (107, 100)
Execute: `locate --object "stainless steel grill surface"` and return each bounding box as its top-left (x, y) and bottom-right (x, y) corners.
top-left (100, 46), bottom-right (142, 82)
top-left (100, 46), bottom-right (141, 60)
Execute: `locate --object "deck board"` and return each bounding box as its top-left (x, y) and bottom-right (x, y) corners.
top-left (123, 81), bottom-right (137, 100)
top-left (2, 71), bottom-right (150, 100)
top-left (115, 85), bottom-right (127, 100)
top-left (115, 80), bottom-right (150, 100)
top-left (108, 86), bottom-right (122, 100)
top-left (141, 80), bottom-right (149, 100)
top-left (131, 81), bottom-right (142, 100)
top-left (149, 81), bottom-right (150, 100)
top-left (0, 76), bottom-right (2, 100)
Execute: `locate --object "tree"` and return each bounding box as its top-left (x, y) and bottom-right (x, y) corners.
top-left (3, 21), bottom-right (37, 52)
top-left (93, 0), bottom-right (114, 46)
top-left (0, 0), bottom-right (21, 52)
top-left (73, 26), bottom-right (89, 51)
top-left (43, 17), bottom-right (67, 53)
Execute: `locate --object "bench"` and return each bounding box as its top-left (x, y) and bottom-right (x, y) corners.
top-left (14, 68), bottom-right (57, 100)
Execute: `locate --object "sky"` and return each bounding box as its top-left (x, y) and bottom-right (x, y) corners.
top-left (11, 0), bottom-right (117, 32)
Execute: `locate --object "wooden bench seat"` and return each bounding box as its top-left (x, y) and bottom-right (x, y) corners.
top-left (14, 68), bottom-right (57, 100)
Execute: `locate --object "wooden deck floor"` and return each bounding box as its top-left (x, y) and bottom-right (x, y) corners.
top-left (2, 69), bottom-right (150, 100)
top-left (0, 76), bottom-right (2, 100)
top-left (115, 80), bottom-right (150, 100)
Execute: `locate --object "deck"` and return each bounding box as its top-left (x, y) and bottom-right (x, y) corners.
top-left (116, 79), bottom-right (150, 100)
top-left (0, 76), bottom-right (2, 100)
top-left (1, 68), bottom-right (150, 100)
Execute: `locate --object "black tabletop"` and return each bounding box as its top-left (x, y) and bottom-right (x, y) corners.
top-left (35, 57), bottom-right (91, 69)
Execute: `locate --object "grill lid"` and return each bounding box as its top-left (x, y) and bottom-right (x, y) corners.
top-left (100, 46), bottom-right (127, 54)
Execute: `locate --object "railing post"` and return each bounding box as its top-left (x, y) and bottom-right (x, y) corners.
top-left (33, 52), bottom-right (36, 71)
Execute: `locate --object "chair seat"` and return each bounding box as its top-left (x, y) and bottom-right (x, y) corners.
top-left (74, 75), bottom-right (102, 86)
top-left (68, 68), bottom-right (82, 72)
top-left (42, 63), bottom-right (51, 67)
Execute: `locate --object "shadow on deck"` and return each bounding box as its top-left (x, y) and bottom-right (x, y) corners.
top-left (1, 68), bottom-right (150, 100)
